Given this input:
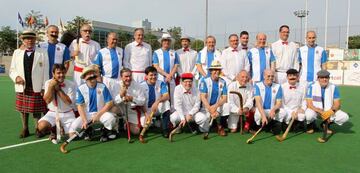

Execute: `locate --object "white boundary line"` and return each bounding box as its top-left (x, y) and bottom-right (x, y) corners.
top-left (0, 139), bottom-right (48, 151)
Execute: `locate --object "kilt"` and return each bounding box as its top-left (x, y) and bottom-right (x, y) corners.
top-left (15, 88), bottom-right (47, 113)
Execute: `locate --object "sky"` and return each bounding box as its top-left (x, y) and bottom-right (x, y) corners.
top-left (1, 0), bottom-right (359, 48)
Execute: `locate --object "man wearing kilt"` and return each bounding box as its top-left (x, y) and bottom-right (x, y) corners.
top-left (9, 30), bottom-right (49, 138)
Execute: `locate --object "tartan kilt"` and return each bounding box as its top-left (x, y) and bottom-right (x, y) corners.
top-left (15, 88), bottom-right (47, 113)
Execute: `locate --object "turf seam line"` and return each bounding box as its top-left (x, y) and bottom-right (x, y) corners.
top-left (0, 139), bottom-right (48, 151)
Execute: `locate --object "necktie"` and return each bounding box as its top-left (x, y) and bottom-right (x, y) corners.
top-left (59, 83), bottom-right (65, 87)
top-left (136, 43), bottom-right (143, 47)
top-left (184, 91), bottom-right (192, 94)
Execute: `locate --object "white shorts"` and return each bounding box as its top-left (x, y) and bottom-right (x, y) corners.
top-left (228, 113), bottom-right (240, 129)
top-left (305, 109), bottom-right (349, 125)
top-left (69, 111), bottom-right (117, 133)
top-left (279, 108), bottom-right (305, 124)
top-left (170, 111), bottom-right (210, 132)
top-left (39, 110), bottom-right (76, 133)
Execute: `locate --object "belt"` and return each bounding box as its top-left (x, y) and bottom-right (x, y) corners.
top-left (74, 66), bottom-right (84, 72)
top-left (49, 109), bottom-right (73, 113)
top-left (131, 70), bottom-right (145, 73)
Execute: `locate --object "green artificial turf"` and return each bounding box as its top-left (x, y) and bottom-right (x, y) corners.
top-left (0, 76), bottom-right (359, 173)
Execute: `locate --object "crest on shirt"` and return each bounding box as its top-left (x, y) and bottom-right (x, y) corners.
top-left (199, 82), bottom-right (205, 90)
top-left (273, 89), bottom-right (276, 93)
top-left (316, 50), bottom-right (319, 54)
top-left (57, 47), bottom-right (60, 51)
top-left (39, 62), bottom-right (43, 67)
top-left (266, 51), bottom-right (269, 54)
top-left (97, 89), bottom-right (102, 94)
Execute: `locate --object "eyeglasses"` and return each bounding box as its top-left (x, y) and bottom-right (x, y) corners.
top-left (82, 30), bottom-right (92, 33)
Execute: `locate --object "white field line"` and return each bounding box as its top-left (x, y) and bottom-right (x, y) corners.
top-left (0, 139), bottom-right (48, 151)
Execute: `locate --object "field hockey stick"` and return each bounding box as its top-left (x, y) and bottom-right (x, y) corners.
top-left (318, 119), bottom-right (330, 143)
top-left (246, 125), bottom-right (263, 144)
top-left (230, 91), bottom-right (244, 134)
top-left (124, 102), bottom-right (134, 143)
top-left (276, 117), bottom-right (295, 142)
top-left (54, 93), bottom-right (61, 143)
top-left (60, 122), bottom-right (93, 154)
top-left (139, 111), bottom-right (154, 143)
top-left (169, 123), bottom-right (182, 142)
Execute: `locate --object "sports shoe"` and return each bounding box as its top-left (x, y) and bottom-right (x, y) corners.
top-left (19, 128), bottom-right (30, 138)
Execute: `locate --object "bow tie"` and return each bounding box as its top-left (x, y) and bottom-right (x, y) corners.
top-left (242, 47), bottom-right (248, 50)
top-left (59, 83), bottom-right (66, 87)
top-left (184, 91), bottom-right (192, 94)
top-left (282, 41), bottom-right (288, 45)
top-left (183, 48), bottom-right (189, 52)
top-left (239, 86), bottom-right (246, 89)
top-left (136, 43), bottom-right (143, 47)
top-left (82, 40), bottom-right (90, 44)
top-left (25, 48), bottom-right (34, 52)
top-left (232, 49), bottom-right (238, 52)
top-left (289, 86), bottom-right (296, 89)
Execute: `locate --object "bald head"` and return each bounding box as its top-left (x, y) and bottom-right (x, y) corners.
top-left (306, 31), bottom-right (317, 47)
top-left (256, 33), bottom-right (267, 48)
top-left (263, 69), bottom-right (274, 85)
top-left (236, 70), bottom-right (249, 85)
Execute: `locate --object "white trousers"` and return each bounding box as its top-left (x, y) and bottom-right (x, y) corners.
top-left (228, 113), bottom-right (241, 129)
top-left (39, 110), bottom-right (76, 133)
top-left (279, 108), bottom-right (305, 124)
top-left (132, 72), bottom-right (146, 83)
top-left (73, 70), bottom-right (85, 87)
top-left (102, 77), bottom-right (119, 98)
top-left (68, 112), bottom-right (117, 133)
top-left (276, 71), bottom-right (288, 84)
top-left (305, 109), bottom-right (349, 125)
top-left (170, 111), bottom-right (210, 132)
top-left (254, 109), bottom-right (284, 125)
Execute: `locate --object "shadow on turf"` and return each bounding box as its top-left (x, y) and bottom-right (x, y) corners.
top-left (332, 120), bottom-right (355, 134)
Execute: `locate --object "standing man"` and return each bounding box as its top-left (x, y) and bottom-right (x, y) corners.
top-left (170, 73), bottom-right (210, 139)
top-left (176, 35), bottom-right (198, 82)
top-left (298, 31), bottom-right (328, 83)
top-left (227, 70), bottom-right (254, 133)
top-left (140, 66), bottom-right (171, 138)
top-left (153, 33), bottom-right (180, 108)
top-left (9, 30), bottom-right (49, 138)
top-left (196, 35), bottom-right (221, 79)
top-left (305, 70), bottom-right (349, 134)
top-left (93, 32), bottom-right (123, 97)
top-left (69, 24), bottom-right (101, 87)
top-left (39, 25), bottom-right (71, 78)
top-left (271, 25), bottom-right (299, 84)
top-left (248, 33), bottom-right (276, 83)
top-left (199, 60), bottom-right (228, 136)
top-left (38, 64), bottom-right (76, 141)
top-left (124, 28), bottom-right (152, 83)
top-left (238, 31), bottom-right (250, 51)
top-left (253, 70), bottom-right (283, 135)
top-left (69, 66), bottom-right (117, 142)
top-left (279, 69), bottom-right (307, 131)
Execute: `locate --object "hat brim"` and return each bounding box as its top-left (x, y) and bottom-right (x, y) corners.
top-left (158, 38), bottom-right (175, 43)
top-left (81, 69), bottom-right (96, 79)
top-left (208, 67), bottom-right (223, 70)
top-left (20, 35), bottom-right (37, 39)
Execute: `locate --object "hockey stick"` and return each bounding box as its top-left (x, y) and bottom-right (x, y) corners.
top-left (275, 117), bottom-right (295, 142)
top-left (317, 119), bottom-right (330, 143)
top-left (60, 122), bottom-right (92, 154)
top-left (230, 91), bottom-right (244, 134)
top-left (246, 125), bottom-right (263, 144)
top-left (124, 102), bottom-right (134, 143)
top-left (139, 111), bottom-right (154, 143)
top-left (54, 93), bottom-right (61, 143)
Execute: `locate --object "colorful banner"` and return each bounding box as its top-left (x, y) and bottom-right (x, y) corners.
top-left (328, 48), bottom-right (344, 61)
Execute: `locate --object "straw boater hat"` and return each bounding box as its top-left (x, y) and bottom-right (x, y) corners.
top-left (81, 65), bottom-right (97, 79)
top-left (158, 33), bottom-right (175, 43)
top-left (180, 34), bottom-right (191, 42)
top-left (20, 30), bottom-right (37, 39)
top-left (207, 60), bottom-right (223, 70)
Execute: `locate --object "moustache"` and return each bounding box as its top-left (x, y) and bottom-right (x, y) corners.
top-left (289, 78), bottom-right (297, 80)
top-left (50, 34), bottom-right (58, 38)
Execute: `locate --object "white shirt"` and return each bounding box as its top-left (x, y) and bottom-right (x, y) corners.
top-left (176, 47), bottom-right (198, 75)
top-left (228, 81), bottom-right (253, 113)
top-left (173, 84), bottom-right (201, 121)
top-left (220, 46), bottom-right (250, 82)
top-left (271, 39), bottom-right (299, 72)
top-left (124, 41), bottom-right (152, 71)
top-left (69, 38), bottom-right (101, 68)
top-left (281, 82), bottom-right (307, 110)
top-left (114, 80), bottom-right (146, 107)
top-left (45, 79), bottom-right (76, 112)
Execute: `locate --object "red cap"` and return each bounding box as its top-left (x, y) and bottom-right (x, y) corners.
top-left (181, 73), bottom-right (194, 80)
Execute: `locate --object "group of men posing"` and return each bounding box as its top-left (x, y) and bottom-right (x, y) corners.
top-left (9, 24), bottom-right (349, 143)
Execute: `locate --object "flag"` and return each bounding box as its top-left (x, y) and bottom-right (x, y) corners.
top-left (59, 18), bottom-right (64, 31)
top-left (44, 16), bottom-right (49, 27)
top-left (27, 16), bottom-right (33, 27)
top-left (17, 12), bottom-right (24, 27)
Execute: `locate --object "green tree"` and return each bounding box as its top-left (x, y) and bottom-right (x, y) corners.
top-left (0, 26), bottom-right (17, 53)
top-left (117, 30), bottom-right (132, 47)
top-left (167, 26), bottom-right (182, 49)
top-left (348, 35), bottom-right (360, 49)
top-left (144, 32), bottom-right (160, 50)
top-left (191, 39), bottom-right (204, 52)
top-left (64, 16), bottom-right (90, 34)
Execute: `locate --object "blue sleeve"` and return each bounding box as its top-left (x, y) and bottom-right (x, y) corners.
top-left (254, 84), bottom-right (260, 96)
top-left (152, 52), bottom-right (159, 64)
top-left (160, 82), bottom-right (168, 95)
top-left (270, 50), bottom-right (276, 62)
top-left (76, 89), bottom-right (85, 105)
top-left (199, 78), bottom-right (208, 93)
top-left (174, 52), bottom-right (180, 65)
top-left (333, 86), bottom-right (340, 99)
top-left (306, 85), bottom-right (313, 99)
top-left (276, 86), bottom-right (283, 100)
top-left (221, 81), bottom-right (228, 96)
top-left (298, 49), bottom-right (302, 63)
top-left (321, 50), bottom-right (328, 64)
top-left (102, 86), bottom-right (113, 103)
top-left (63, 47), bottom-right (71, 62)
top-left (196, 52), bottom-right (201, 64)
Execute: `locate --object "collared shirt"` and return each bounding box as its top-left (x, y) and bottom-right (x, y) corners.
top-left (298, 45), bottom-right (328, 82)
top-left (248, 47), bottom-right (276, 82)
top-left (271, 39), bottom-right (298, 72)
top-left (113, 81), bottom-right (146, 106)
top-left (199, 77), bottom-right (228, 106)
top-left (93, 47), bottom-right (123, 79)
top-left (124, 41), bottom-right (152, 71)
top-left (153, 49), bottom-right (180, 74)
top-left (227, 81), bottom-right (253, 113)
top-left (174, 84), bottom-right (201, 120)
top-left (281, 82), bottom-right (307, 110)
top-left (39, 42), bottom-right (70, 78)
top-left (45, 79), bottom-right (75, 112)
top-left (69, 38), bottom-right (100, 67)
top-left (254, 82), bottom-right (282, 109)
top-left (176, 47), bottom-right (198, 75)
top-left (220, 46), bottom-right (250, 82)
top-left (76, 82), bottom-right (112, 113)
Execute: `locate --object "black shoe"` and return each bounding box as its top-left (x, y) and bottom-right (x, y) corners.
top-left (162, 131), bottom-right (169, 138)
top-left (100, 127), bottom-right (109, 142)
top-left (84, 127), bottom-right (93, 141)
